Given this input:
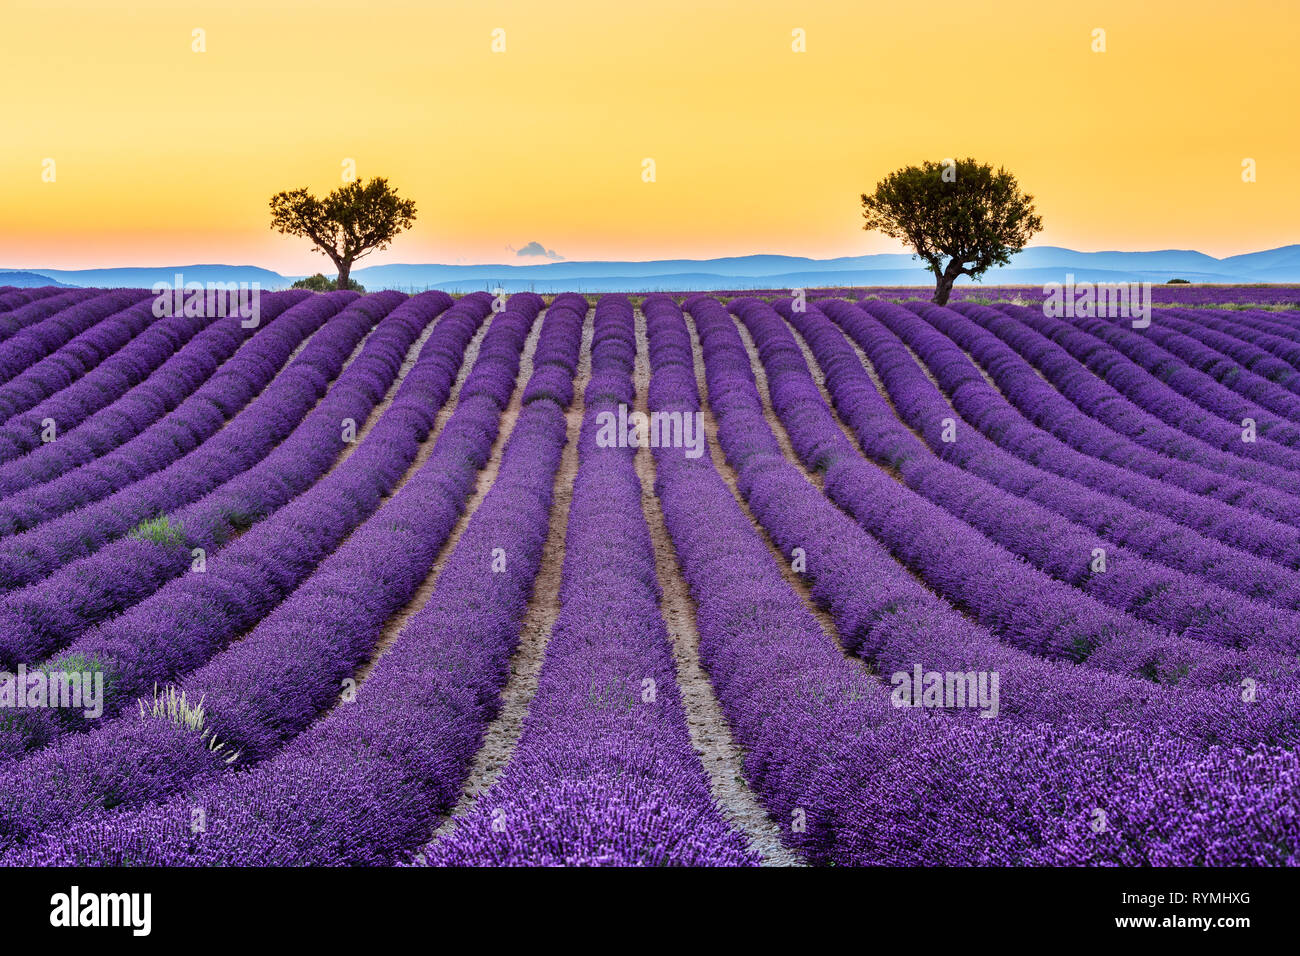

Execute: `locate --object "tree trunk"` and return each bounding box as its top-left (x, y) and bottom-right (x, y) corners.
top-left (933, 260), bottom-right (964, 305)
top-left (933, 273), bottom-right (956, 305)
top-left (336, 261), bottom-right (351, 291)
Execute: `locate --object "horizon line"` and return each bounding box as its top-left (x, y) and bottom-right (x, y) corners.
top-left (6, 241), bottom-right (1299, 275)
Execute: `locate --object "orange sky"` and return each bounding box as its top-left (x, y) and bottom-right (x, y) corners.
top-left (1, 0), bottom-right (1296, 271)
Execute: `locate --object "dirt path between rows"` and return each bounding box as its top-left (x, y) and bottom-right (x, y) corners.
top-left (177, 301), bottom-right (407, 552)
top-left (215, 307), bottom-right (495, 663)
top-left (766, 308), bottom-right (1009, 633)
top-left (684, 312), bottom-right (844, 653)
top-left (756, 311), bottom-right (918, 481)
top-left (207, 306), bottom-right (337, 445)
top-left (322, 307), bottom-right (447, 478)
top-left (428, 306), bottom-right (594, 841)
top-left (858, 318), bottom-right (991, 454)
top-left (636, 309), bottom-right (805, 867)
top-left (349, 306), bottom-right (533, 686)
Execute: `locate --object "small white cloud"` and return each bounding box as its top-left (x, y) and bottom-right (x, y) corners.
top-left (514, 241), bottom-right (565, 261)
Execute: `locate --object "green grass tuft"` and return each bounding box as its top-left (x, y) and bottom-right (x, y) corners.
top-left (128, 514), bottom-right (187, 547)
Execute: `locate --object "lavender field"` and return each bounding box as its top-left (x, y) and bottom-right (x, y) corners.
top-left (0, 282), bottom-right (1297, 866)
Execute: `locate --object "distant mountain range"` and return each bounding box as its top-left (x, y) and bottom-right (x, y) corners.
top-left (0, 271), bottom-right (74, 288)
top-left (5, 245), bottom-right (1300, 292)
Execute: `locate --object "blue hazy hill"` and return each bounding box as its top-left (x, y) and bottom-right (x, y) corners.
top-left (0, 271), bottom-right (74, 288)
top-left (5, 246), bottom-right (1298, 292)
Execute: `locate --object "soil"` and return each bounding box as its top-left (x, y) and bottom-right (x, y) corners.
top-left (319, 310), bottom-right (445, 481)
top-left (429, 306), bottom-right (594, 841)
top-left (350, 308), bottom-right (532, 686)
top-left (634, 309), bottom-right (805, 867)
top-left (685, 312), bottom-right (843, 648)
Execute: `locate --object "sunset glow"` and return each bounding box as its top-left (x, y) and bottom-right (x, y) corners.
top-left (2, 0), bottom-right (1296, 270)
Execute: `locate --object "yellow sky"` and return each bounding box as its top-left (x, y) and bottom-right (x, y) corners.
top-left (1, 0), bottom-right (1296, 271)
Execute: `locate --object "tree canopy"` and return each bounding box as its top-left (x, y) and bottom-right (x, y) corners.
top-left (861, 159), bottom-right (1042, 304)
top-left (270, 177), bottom-right (416, 290)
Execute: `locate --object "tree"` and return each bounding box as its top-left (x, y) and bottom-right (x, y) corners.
top-left (270, 177), bottom-right (416, 291)
top-left (861, 159), bottom-right (1042, 305)
top-left (291, 273), bottom-right (366, 293)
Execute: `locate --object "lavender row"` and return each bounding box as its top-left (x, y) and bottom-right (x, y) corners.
top-left (1094, 309), bottom-right (1300, 427)
top-left (727, 297), bottom-right (1300, 678)
top-left (135, 292), bottom-right (528, 763)
top-left (425, 295), bottom-right (755, 866)
top-left (0, 289), bottom-right (131, 375)
top-left (0, 291), bottom-right (305, 463)
top-left (0, 292), bottom-right (365, 655)
top-left (0, 292), bottom-right (340, 530)
top-left (699, 298), bottom-right (1296, 690)
top-left (1209, 308), bottom-right (1300, 345)
top-left (0, 290), bottom-right (101, 345)
top-left (0, 291), bottom-right (481, 758)
top-left (1043, 305), bottom-right (1300, 451)
top-left (1150, 308), bottom-right (1300, 398)
top-left (0, 288), bottom-right (64, 317)
top-left (0, 291), bottom-right (155, 415)
top-left (742, 297), bottom-right (1300, 652)
top-left (669, 296), bottom-right (1298, 865)
top-left (855, 300), bottom-right (1300, 569)
top-left (955, 301), bottom-right (1300, 496)
top-left (0, 288), bottom-right (68, 309)
top-left (0, 288), bottom-right (62, 313)
top-left (702, 299), bottom-right (1300, 754)
top-left (0, 291), bottom-right (419, 666)
top-left (0, 293), bottom-right (538, 849)
top-left (677, 296), bottom-right (1295, 749)
top-left (912, 301), bottom-right (1300, 528)
top-left (688, 285), bottom-right (1300, 310)
top-left (799, 299), bottom-right (1300, 622)
top-left (0, 290), bottom-right (36, 313)
top-left (1, 303), bottom-right (211, 458)
top-left (2, 294), bottom-right (584, 865)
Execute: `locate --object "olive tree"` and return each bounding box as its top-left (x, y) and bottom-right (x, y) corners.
top-left (270, 177), bottom-right (416, 290)
top-left (861, 159), bottom-right (1042, 305)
